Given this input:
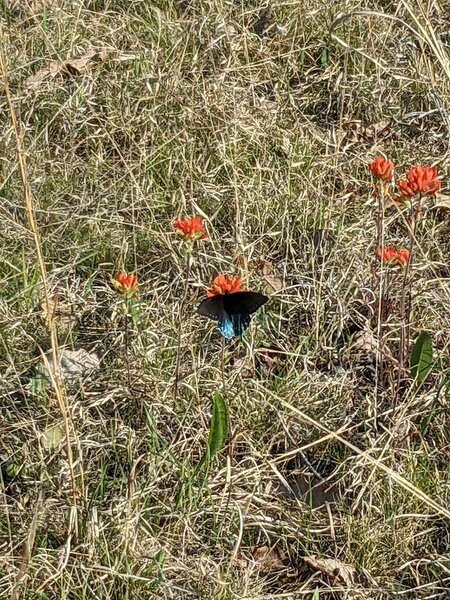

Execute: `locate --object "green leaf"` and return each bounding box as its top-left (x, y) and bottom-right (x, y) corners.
top-left (320, 48), bottom-right (329, 68)
top-left (129, 297), bottom-right (140, 327)
top-left (207, 391), bottom-right (228, 459)
top-left (410, 331), bottom-right (433, 382)
top-left (5, 463), bottom-right (23, 478)
top-left (195, 391), bottom-right (228, 474)
top-left (312, 589), bottom-right (320, 600)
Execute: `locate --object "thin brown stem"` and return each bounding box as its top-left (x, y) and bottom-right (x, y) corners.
top-left (173, 252), bottom-right (192, 401)
top-left (124, 299), bottom-right (131, 390)
top-left (0, 47), bottom-right (82, 530)
top-left (395, 199), bottom-right (418, 406)
top-left (221, 337), bottom-right (226, 398)
top-left (373, 183), bottom-right (385, 427)
top-left (372, 187), bottom-right (383, 289)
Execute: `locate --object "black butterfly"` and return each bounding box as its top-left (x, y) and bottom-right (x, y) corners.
top-left (197, 291), bottom-right (269, 338)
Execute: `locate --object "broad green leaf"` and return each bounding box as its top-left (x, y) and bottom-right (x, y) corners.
top-left (410, 331), bottom-right (433, 382)
top-left (195, 391), bottom-right (228, 474)
top-left (207, 391), bottom-right (228, 459)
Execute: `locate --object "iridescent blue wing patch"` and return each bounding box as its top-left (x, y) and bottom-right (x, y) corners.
top-left (218, 313), bottom-right (236, 339)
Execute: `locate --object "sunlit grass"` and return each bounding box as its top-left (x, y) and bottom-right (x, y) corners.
top-left (1, 0), bottom-right (449, 598)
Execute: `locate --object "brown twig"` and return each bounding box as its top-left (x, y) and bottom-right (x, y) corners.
top-left (395, 199), bottom-right (418, 407)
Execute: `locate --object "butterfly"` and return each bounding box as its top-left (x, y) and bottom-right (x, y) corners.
top-left (197, 291), bottom-right (269, 339)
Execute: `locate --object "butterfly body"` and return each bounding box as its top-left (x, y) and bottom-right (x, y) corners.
top-left (197, 291), bottom-right (268, 338)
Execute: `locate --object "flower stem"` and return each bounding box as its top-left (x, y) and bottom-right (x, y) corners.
top-left (173, 253), bottom-right (191, 401)
top-left (395, 200), bottom-right (417, 406)
top-left (373, 183), bottom-right (385, 426)
top-left (221, 337), bottom-right (226, 398)
top-left (124, 298), bottom-right (131, 390)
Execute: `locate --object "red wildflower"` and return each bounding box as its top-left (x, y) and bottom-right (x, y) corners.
top-left (376, 246), bottom-right (409, 266)
top-left (396, 248), bottom-right (410, 266)
top-left (113, 272), bottom-right (138, 297)
top-left (397, 166), bottom-right (440, 197)
top-left (369, 156), bottom-right (394, 181)
top-left (376, 245), bottom-right (398, 263)
top-left (174, 215), bottom-right (207, 242)
top-left (206, 275), bottom-right (243, 298)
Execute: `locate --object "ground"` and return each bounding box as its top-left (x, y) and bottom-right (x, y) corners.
top-left (1, 1), bottom-right (450, 599)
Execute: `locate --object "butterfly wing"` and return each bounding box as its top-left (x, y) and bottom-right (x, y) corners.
top-left (197, 296), bottom-right (225, 322)
top-left (218, 313), bottom-right (236, 339)
top-left (230, 311), bottom-right (251, 337)
top-left (198, 292), bottom-right (269, 338)
top-left (224, 292), bottom-right (269, 316)
top-left (224, 291), bottom-right (269, 337)
top-left (197, 296), bottom-right (235, 338)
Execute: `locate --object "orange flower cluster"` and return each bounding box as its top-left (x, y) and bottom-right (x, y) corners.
top-left (174, 215), bottom-right (207, 242)
top-left (113, 272), bottom-right (139, 297)
top-left (369, 156), bottom-right (394, 181)
top-left (207, 275), bottom-right (242, 297)
top-left (369, 157), bottom-right (440, 200)
top-left (376, 246), bottom-right (409, 266)
top-left (397, 166), bottom-right (440, 198)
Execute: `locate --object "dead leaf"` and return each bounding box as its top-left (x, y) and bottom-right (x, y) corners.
top-left (256, 345), bottom-right (288, 376)
top-left (234, 253), bottom-right (247, 270)
top-left (254, 260), bottom-right (283, 293)
top-left (341, 120), bottom-right (392, 151)
top-left (236, 546), bottom-right (287, 574)
top-left (42, 423), bottom-right (64, 449)
top-left (303, 556), bottom-right (357, 587)
top-left (42, 348), bottom-right (100, 383)
top-left (255, 259), bottom-right (273, 276)
top-left (349, 329), bottom-right (378, 358)
top-left (263, 275), bottom-right (283, 293)
top-left (252, 546), bottom-right (286, 572)
top-left (25, 49), bottom-right (108, 88)
top-left (232, 357), bottom-right (254, 378)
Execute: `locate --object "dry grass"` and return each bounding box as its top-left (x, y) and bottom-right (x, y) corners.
top-left (1, 0), bottom-right (450, 598)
